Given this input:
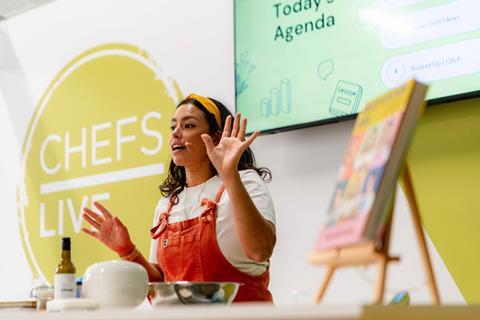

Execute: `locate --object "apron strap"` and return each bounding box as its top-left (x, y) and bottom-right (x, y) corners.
top-left (151, 185), bottom-right (224, 239)
top-left (165, 196), bottom-right (175, 214)
top-left (150, 194), bottom-right (176, 239)
top-left (200, 185), bottom-right (225, 216)
top-left (214, 185), bottom-right (226, 203)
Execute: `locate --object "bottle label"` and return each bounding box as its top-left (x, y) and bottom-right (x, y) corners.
top-left (54, 274), bottom-right (76, 299)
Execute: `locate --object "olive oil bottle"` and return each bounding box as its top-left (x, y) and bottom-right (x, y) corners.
top-left (54, 237), bottom-right (76, 299)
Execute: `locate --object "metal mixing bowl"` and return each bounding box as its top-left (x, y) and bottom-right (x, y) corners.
top-left (148, 282), bottom-right (240, 306)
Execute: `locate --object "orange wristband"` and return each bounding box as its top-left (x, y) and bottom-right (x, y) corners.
top-left (119, 246), bottom-right (139, 261)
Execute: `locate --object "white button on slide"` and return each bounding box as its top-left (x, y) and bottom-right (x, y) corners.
top-left (380, 0), bottom-right (480, 49)
top-left (379, 0), bottom-right (424, 9)
top-left (381, 37), bottom-right (480, 87)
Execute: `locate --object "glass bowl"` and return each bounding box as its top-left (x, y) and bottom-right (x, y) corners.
top-left (148, 281), bottom-right (240, 306)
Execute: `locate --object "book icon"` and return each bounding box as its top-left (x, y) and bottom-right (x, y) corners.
top-left (329, 80), bottom-right (363, 116)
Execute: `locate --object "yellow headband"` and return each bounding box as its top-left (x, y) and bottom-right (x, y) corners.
top-left (186, 93), bottom-right (222, 128)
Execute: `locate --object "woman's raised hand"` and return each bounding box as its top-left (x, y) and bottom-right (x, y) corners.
top-left (82, 201), bottom-right (135, 256)
top-left (201, 113), bottom-right (259, 178)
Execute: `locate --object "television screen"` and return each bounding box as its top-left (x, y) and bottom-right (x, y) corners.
top-left (235, 0), bottom-right (480, 133)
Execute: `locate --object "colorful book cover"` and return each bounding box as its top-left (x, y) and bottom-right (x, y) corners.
top-left (316, 80), bottom-right (425, 250)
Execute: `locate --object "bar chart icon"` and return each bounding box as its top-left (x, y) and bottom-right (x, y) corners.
top-left (260, 79), bottom-right (292, 118)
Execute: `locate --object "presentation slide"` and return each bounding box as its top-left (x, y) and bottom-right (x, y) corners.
top-left (235, 0), bottom-right (480, 133)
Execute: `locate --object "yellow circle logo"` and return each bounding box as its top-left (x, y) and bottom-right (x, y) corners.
top-left (18, 43), bottom-right (182, 284)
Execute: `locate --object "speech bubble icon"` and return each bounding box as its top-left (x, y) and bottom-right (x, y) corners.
top-left (317, 59), bottom-right (334, 81)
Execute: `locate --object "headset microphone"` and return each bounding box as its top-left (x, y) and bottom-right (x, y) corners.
top-left (185, 141), bottom-right (206, 146)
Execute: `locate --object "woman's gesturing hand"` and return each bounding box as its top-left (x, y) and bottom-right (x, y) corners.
top-left (82, 201), bottom-right (135, 256)
top-left (201, 113), bottom-right (259, 178)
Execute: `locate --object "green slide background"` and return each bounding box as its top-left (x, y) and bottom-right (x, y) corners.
top-left (235, 0), bottom-right (480, 132)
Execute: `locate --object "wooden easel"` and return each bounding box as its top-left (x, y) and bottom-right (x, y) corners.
top-left (308, 164), bottom-right (440, 304)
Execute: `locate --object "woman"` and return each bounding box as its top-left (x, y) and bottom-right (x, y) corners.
top-left (82, 94), bottom-right (276, 302)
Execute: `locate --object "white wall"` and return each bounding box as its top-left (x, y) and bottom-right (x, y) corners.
top-left (0, 87), bottom-right (33, 300)
top-left (0, 0), bottom-right (465, 305)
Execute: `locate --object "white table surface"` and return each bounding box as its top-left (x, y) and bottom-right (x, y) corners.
top-left (0, 304), bottom-right (361, 320)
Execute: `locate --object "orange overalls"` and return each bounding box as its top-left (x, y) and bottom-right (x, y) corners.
top-left (150, 186), bottom-right (273, 302)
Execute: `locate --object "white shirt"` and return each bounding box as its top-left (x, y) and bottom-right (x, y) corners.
top-left (149, 169), bottom-right (276, 276)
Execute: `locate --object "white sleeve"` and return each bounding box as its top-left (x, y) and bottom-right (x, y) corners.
top-left (148, 198), bottom-right (166, 263)
top-left (240, 170), bottom-right (276, 225)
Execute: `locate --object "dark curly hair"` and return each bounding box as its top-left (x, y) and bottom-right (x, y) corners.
top-left (159, 96), bottom-right (271, 204)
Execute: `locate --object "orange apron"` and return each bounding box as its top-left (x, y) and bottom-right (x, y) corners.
top-left (150, 185), bottom-right (273, 302)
